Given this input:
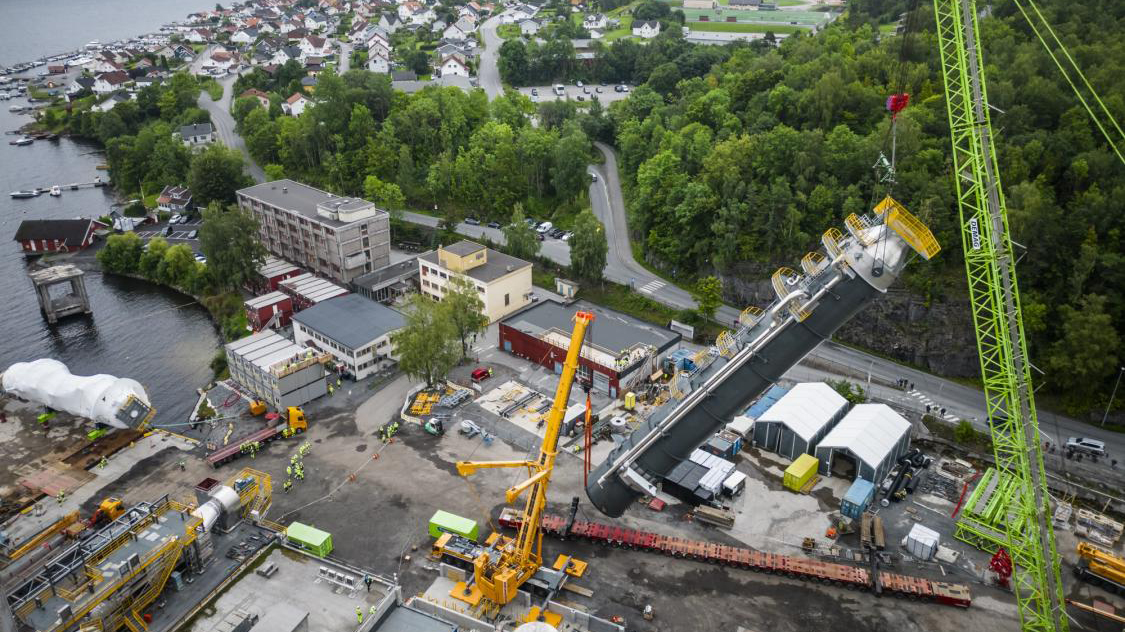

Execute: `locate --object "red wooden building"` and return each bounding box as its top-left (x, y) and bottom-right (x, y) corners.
top-left (244, 291), bottom-right (293, 331)
top-left (256, 256), bottom-right (303, 292)
top-left (14, 219), bottom-right (105, 254)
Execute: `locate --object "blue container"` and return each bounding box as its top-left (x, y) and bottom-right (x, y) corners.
top-left (841, 478), bottom-right (876, 520)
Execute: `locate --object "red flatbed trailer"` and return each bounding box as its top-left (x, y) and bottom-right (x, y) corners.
top-left (205, 423), bottom-right (286, 468)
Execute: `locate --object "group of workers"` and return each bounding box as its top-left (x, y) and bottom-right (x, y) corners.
top-left (283, 441), bottom-right (313, 493)
top-left (380, 421), bottom-right (400, 443)
top-left (356, 604), bottom-right (378, 624)
top-left (240, 440), bottom-right (262, 459)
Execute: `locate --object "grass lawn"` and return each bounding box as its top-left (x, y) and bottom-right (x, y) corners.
top-left (201, 78), bottom-right (223, 101)
top-left (688, 21), bottom-right (804, 33)
top-left (777, 0), bottom-right (806, 5)
top-left (497, 23), bottom-right (521, 39)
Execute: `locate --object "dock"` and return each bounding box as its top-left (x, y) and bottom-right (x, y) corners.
top-left (29, 264), bottom-right (91, 324)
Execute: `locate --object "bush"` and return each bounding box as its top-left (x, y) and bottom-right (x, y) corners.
top-left (210, 349), bottom-right (228, 379)
top-left (953, 420), bottom-right (976, 445)
top-left (123, 200), bottom-right (147, 217)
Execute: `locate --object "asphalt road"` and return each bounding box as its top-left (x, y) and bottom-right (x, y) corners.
top-left (400, 210), bottom-right (571, 265)
top-left (197, 74), bottom-right (265, 183)
top-left (338, 40), bottom-right (352, 73)
top-left (478, 15), bottom-right (504, 99)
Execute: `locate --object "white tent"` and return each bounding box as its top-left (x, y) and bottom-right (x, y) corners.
top-left (904, 523), bottom-right (940, 560)
top-left (752, 382), bottom-right (848, 460)
top-left (2, 359), bottom-right (152, 428)
top-left (815, 403), bottom-right (911, 483)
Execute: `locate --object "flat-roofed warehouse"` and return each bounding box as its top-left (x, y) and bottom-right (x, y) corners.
top-left (225, 329), bottom-right (329, 409)
top-left (292, 294), bottom-right (406, 380)
top-left (751, 382), bottom-right (849, 460)
top-left (499, 299), bottom-right (680, 397)
top-left (814, 403), bottom-right (912, 483)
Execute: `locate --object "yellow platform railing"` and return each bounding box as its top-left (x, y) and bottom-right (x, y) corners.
top-left (873, 195), bottom-right (941, 260)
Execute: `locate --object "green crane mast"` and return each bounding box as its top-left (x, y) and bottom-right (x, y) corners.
top-left (932, 0), bottom-right (1067, 629)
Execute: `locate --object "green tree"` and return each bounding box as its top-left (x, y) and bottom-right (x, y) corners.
top-left (551, 127), bottom-right (590, 200)
top-left (827, 379), bottom-right (866, 405)
top-left (264, 164), bottom-right (286, 180)
top-left (503, 203), bottom-right (540, 261)
top-left (231, 96), bottom-right (261, 128)
top-left (441, 276), bottom-right (490, 359)
top-left (198, 202), bottom-right (267, 292)
top-left (157, 243), bottom-right (199, 289)
top-left (138, 237), bottom-right (170, 278)
top-left (691, 275), bottom-right (722, 320)
top-left (392, 293), bottom-right (461, 387)
top-left (363, 175), bottom-right (406, 217)
top-left (97, 232), bottom-right (145, 274)
top-left (188, 144), bottom-right (252, 207)
top-left (569, 209), bottom-right (607, 282)
top-left (1046, 294), bottom-right (1121, 405)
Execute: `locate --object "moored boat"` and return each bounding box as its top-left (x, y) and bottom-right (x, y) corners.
top-left (10, 189), bottom-right (40, 198)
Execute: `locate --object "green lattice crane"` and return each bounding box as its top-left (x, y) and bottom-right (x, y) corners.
top-left (931, 0), bottom-right (1067, 629)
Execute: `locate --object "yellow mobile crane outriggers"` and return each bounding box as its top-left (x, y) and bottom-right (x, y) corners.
top-left (452, 310), bottom-right (594, 621)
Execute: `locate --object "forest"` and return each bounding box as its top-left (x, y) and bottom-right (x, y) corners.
top-left (609, 0), bottom-right (1125, 406)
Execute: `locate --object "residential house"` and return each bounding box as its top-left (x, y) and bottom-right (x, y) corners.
top-left (94, 55), bottom-right (123, 74)
top-left (93, 71), bottom-right (130, 95)
top-left (14, 219), bottom-right (106, 254)
top-left (279, 20), bottom-right (302, 35)
top-left (437, 55), bottom-right (470, 78)
top-left (435, 43), bottom-right (469, 62)
top-left (301, 75), bottom-right (318, 92)
top-left (304, 11), bottom-right (330, 31)
top-left (251, 50), bottom-right (272, 65)
top-left (390, 70), bottom-right (417, 81)
top-left (444, 17), bottom-right (476, 40)
top-left (632, 20), bottom-right (661, 38)
top-left (208, 50), bottom-right (235, 72)
top-left (179, 123), bottom-right (215, 147)
top-left (519, 18), bottom-right (541, 36)
top-left (583, 13), bottom-right (607, 30)
top-left (431, 20), bottom-right (448, 35)
top-left (156, 185), bottom-right (193, 212)
top-left (399, 2), bottom-right (435, 25)
top-left (283, 92), bottom-right (310, 116)
top-left (186, 28), bottom-right (212, 43)
top-left (67, 76), bottom-right (95, 98)
top-left (92, 92), bottom-right (134, 113)
top-left (231, 27), bottom-right (260, 44)
top-left (240, 88), bottom-right (271, 108)
top-left (505, 4), bottom-right (538, 23)
top-left (305, 56), bottom-right (325, 74)
top-left (378, 14), bottom-right (402, 34)
top-left (272, 46), bottom-right (302, 65)
top-left (367, 53), bottom-right (390, 74)
top-left (300, 35), bottom-right (332, 59)
top-left (134, 75), bottom-right (163, 90)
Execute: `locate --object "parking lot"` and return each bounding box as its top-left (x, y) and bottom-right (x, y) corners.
top-left (136, 217), bottom-right (202, 242)
top-left (518, 82), bottom-right (634, 105)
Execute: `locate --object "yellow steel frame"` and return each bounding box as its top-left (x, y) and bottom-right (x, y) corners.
top-left (455, 311), bottom-right (595, 607)
top-left (873, 195), bottom-right (942, 260)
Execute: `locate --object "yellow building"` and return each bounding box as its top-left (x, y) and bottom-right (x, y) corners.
top-left (418, 240), bottom-right (533, 323)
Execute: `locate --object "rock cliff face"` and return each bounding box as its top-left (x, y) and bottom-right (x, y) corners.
top-left (721, 272), bottom-right (980, 379)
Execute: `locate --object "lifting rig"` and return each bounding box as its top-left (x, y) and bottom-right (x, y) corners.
top-left (453, 311), bottom-right (595, 618)
top-left (932, 0), bottom-right (1069, 628)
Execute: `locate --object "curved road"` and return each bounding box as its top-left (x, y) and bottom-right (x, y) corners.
top-left (197, 74), bottom-right (266, 183)
top-left (478, 15), bottom-right (505, 99)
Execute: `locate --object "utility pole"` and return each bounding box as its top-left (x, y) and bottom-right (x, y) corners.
top-left (1101, 366), bottom-right (1124, 427)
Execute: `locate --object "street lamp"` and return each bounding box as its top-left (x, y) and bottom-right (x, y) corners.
top-left (1101, 366), bottom-right (1125, 427)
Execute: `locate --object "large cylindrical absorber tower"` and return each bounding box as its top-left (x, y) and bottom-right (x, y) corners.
top-left (191, 485), bottom-right (242, 533)
top-left (585, 198), bottom-right (939, 517)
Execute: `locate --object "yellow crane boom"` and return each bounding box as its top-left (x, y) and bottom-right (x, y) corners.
top-left (455, 310), bottom-right (595, 607)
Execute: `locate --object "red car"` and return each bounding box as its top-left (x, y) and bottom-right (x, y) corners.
top-left (471, 367), bottom-right (491, 382)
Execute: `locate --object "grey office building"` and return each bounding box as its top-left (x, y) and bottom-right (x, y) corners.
top-left (237, 179), bottom-right (390, 284)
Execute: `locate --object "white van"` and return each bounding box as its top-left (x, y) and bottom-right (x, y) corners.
top-left (1066, 437), bottom-right (1107, 456)
top-left (553, 84), bottom-right (565, 96)
top-left (536, 221), bottom-right (553, 234)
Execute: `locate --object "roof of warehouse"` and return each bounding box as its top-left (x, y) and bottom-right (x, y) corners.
top-left (291, 294), bottom-right (405, 350)
top-left (816, 403), bottom-right (911, 468)
top-left (245, 290), bottom-right (289, 309)
top-left (501, 299), bottom-right (680, 357)
top-left (420, 241), bottom-right (531, 283)
top-left (756, 382), bottom-right (848, 441)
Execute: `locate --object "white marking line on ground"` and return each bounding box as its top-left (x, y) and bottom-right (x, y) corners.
top-left (638, 280), bottom-right (665, 294)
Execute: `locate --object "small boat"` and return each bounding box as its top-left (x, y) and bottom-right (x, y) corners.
top-left (95, 163), bottom-right (108, 170)
top-left (68, 182), bottom-right (79, 190)
top-left (93, 177), bottom-right (105, 187)
top-left (49, 185), bottom-right (61, 196)
top-left (8, 104), bottom-right (24, 113)
top-left (9, 136), bottom-right (32, 146)
top-left (10, 190), bottom-right (41, 198)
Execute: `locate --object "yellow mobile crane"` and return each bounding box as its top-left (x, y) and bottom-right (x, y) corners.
top-left (453, 310), bottom-right (595, 617)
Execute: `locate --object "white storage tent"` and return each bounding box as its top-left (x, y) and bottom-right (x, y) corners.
top-left (1, 358), bottom-right (153, 429)
top-left (814, 403), bottom-right (911, 484)
top-left (904, 523), bottom-right (940, 560)
top-left (751, 382), bottom-right (849, 460)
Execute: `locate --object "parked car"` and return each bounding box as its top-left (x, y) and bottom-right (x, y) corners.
top-left (595, 86), bottom-right (602, 93)
top-left (536, 221), bottom-right (553, 234)
top-left (464, 217), bottom-right (481, 225)
top-left (170, 214), bottom-right (181, 224)
top-left (525, 217), bottom-right (538, 227)
top-left (614, 85), bottom-right (623, 93)
top-left (582, 86), bottom-right (590, 94)
top-left (591, 173), bottom-right (598, 182)
top-left (531, 88), bottom-right (538, 96)
top-left (187, 230), bottom-right (198, 239)
top-left (562, 231), bottom-right (573, 241)
top-left (537, 232), bottom-right (545, 241)
top-left (550, 228), bottom-right (565, 238)
top-left (1066, 437), bottom-right (1107, 456)
top-left (163, 225), bottom-right (173, 236)
top-left (471, 367), bottom-right (491, 382)
top-left (576, 95), bottom-right (585, 101)
top-left (487, 221), bottom-right (501, 229)
top-left (576, 80), bottom-right (584, 88)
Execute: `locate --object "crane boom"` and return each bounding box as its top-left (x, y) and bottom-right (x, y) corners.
top-left (455, 310), bottom-right (595, 607)
top-left (932, 0), bottom-right (1067, 629)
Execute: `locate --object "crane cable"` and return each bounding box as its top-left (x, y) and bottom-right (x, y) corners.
top-left (1012, 0), bottom-right (1125, 166)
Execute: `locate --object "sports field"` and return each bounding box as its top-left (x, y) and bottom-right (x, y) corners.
top-left (688, 21), bottom-right (803, 33)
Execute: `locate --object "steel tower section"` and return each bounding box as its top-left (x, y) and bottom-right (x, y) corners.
top-left (933, 0), bottom-right (1067, 628)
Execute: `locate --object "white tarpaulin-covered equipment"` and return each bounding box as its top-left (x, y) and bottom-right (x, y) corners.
top-left (903, 523), bottom-right (940, 560)
top-left (1, 358), bottom-right (156, 429)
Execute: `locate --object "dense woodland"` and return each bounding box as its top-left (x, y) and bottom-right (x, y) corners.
top-left (610, 0), bottom-right (1125, 406)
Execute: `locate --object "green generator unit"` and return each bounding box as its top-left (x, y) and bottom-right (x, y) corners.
top-left (286, 522), bottom-right (333, 557)
top-left (428, 510), bottom-right (479, 541)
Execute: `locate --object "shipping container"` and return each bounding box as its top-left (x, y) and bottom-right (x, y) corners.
top-left (286, 522), bottom-right (333, 557)
top-left (429, 510), bottom-right (480, 541)
top-left (841, 478), bottom-right (876, 520)
top-left (722, 470), bottom-right (747, 496)
top-left (783, 454), bottom-right (819, 492)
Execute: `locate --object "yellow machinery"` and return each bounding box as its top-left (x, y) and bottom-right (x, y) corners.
top-left (453, 311), bottom-right (595, 612)
top-left (1075, 542), bottom-right (1125, 593)
top-left (285, 406), bottom-right (307, 430)
top-left (86, 497), bottom-right (125, 528)
top-left (249, 399), bottom-right (267, 415)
